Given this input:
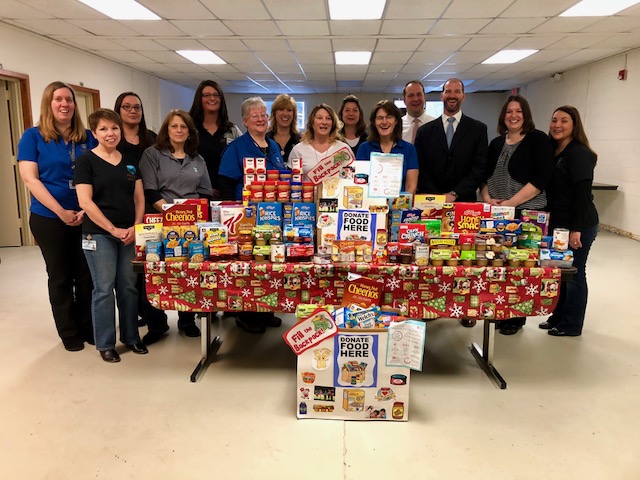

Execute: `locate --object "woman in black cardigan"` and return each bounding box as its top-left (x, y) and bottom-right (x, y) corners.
top-left (480, 94), bottom-right (554, 335)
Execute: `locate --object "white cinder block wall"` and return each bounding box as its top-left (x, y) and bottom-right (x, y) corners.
top-left (521, 48), bottom-right (640, 240)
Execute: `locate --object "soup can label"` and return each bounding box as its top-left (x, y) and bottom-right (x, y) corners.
top-left (552, 228), bottom-right (570, 251)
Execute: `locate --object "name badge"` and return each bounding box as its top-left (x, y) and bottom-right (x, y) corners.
top-left (69, 180), bottom-right (76, 190)
top-left (82, 239), bottom-right (97, 251)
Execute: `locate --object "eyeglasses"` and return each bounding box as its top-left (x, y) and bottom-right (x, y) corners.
top-left (249, 113), bottom-right (269, 120)
top-left (375, 115), bottom-right (394, 122)
top-left (121, 105), bottom-right (142, 112)
top-left (202, 93), bottom-right (221, 99)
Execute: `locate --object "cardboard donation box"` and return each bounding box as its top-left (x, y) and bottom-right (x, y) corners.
top-left (296, 329), bottom-right (410, 421)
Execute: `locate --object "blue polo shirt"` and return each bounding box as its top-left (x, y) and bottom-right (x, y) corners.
top-left (18, 127), bottom-right (97, 218)
top-left (356, 139), bottom-right (419, 190)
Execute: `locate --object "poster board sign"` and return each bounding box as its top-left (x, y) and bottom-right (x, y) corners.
top-left (307, 147), bottom-right (354, 185)
top-left (297, 330), bottom-right (410, 420)
top-left (368, 152), bottom-right (403, 198)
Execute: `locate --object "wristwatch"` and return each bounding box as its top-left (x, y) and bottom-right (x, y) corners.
top-left (448, 190), bottom-right (458, 199)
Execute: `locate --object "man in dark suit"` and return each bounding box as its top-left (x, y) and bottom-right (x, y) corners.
top-left (415, 77), bottom-right (488, 203)
top-left (415, 78), bottom-right (488, 327)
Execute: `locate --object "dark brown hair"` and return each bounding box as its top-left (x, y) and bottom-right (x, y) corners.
top-left (368, 100), bottom-right (403, 143)
top-left (155, 109), bottom-right (200, 157)
top-left (550, 105), bottom-right (598, 163)
top-left (188, 80), bottom-right (234, 133)
top-left (113, 91), bottom-right (155, 152)
top-left (338, 95), bottom-right (367, 138)
top-left (88, 108), bottom-right (122, 131)
top-left (497, 95), bottom-right (535, 135)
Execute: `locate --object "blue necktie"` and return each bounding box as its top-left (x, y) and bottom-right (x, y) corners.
top-left (446, 117), bottom-right (455, 148)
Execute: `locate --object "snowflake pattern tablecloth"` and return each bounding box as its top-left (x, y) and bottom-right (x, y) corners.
top-left (144, 261), bottom-right (562, 320)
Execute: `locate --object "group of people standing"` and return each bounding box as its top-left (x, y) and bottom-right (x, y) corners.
top-left (17, 76), bottom-right (598, 363)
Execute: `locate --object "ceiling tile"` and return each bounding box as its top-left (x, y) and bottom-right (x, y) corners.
top-left (460, 36), bottom-right (517, 51)
top-left (295, 51), bottom-right (335, 63)
top-left (287, 39), bottom-right (332, 52)
top-left (385, 0), bottom-right (448, 20)
top-left (264, 0), bottom-right (327, 20)
top-left (170, 20), bottom-right (234, 36)
top-left (276, 20), bottom-right (330, 36)
top-left (243, 39), bottom-right (290, 51)
top-left (507, 36), bottom-right (565, 50)
top-left (223, 20), bottom-right (281, 36)
top-left (332, 38), bottom-right (377, 51)
top-left (0, 0), bottom-right (53, 19)
top-left (429, 18), bottom-right (492, 35)
top-left (200, 0), bottom-right (270, 20)
top-left (443, 0), bottom-right (514, 18)
top-left (153, 39), bottom-right (206, 51)
top-left (420, 37), bottom-right (470, 52)
top-left (580, 16), bottom-right (640, 33)
top-left (501, 0), bottom-right (584, 18)
top-left (57, 37), bottom-right (127, 51)
top-left (112, 38), bottom-right (167, 51)
top-left (13, 0), bottom-right (103, 18)
top-left (199, 39), bottom-right (250, 51)
top-left (164, 63), bottom-right (209, 73)
top-left (531, 17), bottom-right (600, 34)
top-left (299, 64), bottom-right (335, 73)
top-left (119, 20), bottom-right (186, 36)
top-left (137, 50), bottom-right (186, 63)
top-left (255, 51), bottom-right (297, 64)
top-left (480, 18), bottom-right (547, 34)
top-left (370, 52), bottom-right (413, 64)
top-left (66, 19), bottom-right (139, 36)
top-left (100, 50), bottom-right (157, 63)
top-left (380, 19), bottom-right (436, 35)
top-left (14, 18), bottom-right (89, 36)
top-left (375, 38), bottom-right (423, 51)
top-left (215, 51), bottom-right (258, 63)
top-left (329, 20), bottom-right (381, 36)
top-left (137, 0), bottom-right (215, 20)
top-left (127, 63), bottom-right (179, 73)
top-left (450, 51), bottom-right (496, 63)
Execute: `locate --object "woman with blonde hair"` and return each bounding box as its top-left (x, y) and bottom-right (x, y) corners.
top-left (17, 81), bottom-right (97, 352)
top-left (267, 93), bottom-right (300, 160)
top-left (288, 103), bottom-right (350, 179)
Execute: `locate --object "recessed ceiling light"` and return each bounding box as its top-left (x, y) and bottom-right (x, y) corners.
top-left (482, 49), bottom-right (538, 64)
top-left (335, 51), bottom-right (372, 65)
top-left (176, 50), bottom-right (226, 65)
top-left (560, 0), bottom-right (640, 16)
top-left (78, 0), bottom-right (160, 20)
top-left (328, 0), bottom-right (386, 20)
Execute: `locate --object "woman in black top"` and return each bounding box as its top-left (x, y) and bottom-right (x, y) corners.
top-left (267, 93), bottom-right (301, 161)
top-left (540, 106), bottom-right (599, 337)
top-left (188, 80), bottom-right (242, 200)
top-left (481, 95), bottom-right (554, 335)
top-left (338, 94), bottom-right (368, 155)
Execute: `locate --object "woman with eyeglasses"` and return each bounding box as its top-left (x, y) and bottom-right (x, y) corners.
top-left (288, 103), bottom-right (350, 180)
top-left (188, 80), bottom-right (242, 200)
top-left (113, 92), bottom-right (166, 330)
top-left (140, 110), bottom-right (212, 342)
top-left (219, 97), bottom-right (287, 333)
top-left (356, 100), bottom-right (419, 194)
top-left (17, 81), bottom-right (97, 352)
top-left (338, 94), bottom-right (368, 156)
top-left (267, 93), bottom-right (300, 161)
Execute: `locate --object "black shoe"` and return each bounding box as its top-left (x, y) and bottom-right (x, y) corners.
top-left (460, 319), bottom-right (476, 328)
top-left (100, 349), bottom-right (121, 363)
top-left (263, 315), bottom-right (283, 328)
top-left (178, 323), bottom-right (201, 337)
top-left (127, 342), bottom-right (149, 354)
top-left (498, 324), bottom-right (521, 335)
top-left (62, 336), bottom-right (85, 352)
top-left (138, 318), bottom-right (146, 327)
top-left (236, 317), bottom-right (267, 334)
top-left (548, 327), bottom-right (581, 337)
top-left (83, 332), bottom-right (95, 345)
top-left (142, 326), bottom-right (169, 345)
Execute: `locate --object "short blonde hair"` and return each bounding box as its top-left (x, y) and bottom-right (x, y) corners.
top-left (38, 81), bottom-right (87, 143)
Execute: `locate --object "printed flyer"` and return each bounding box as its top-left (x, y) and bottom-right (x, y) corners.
top-left (296, 330), bottom-right (410, 420)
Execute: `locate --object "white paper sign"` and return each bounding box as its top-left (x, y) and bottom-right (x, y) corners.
top-left (386, 320), bottom-right (426, 371)
top-left (368, 152), bottom-right (403, 198)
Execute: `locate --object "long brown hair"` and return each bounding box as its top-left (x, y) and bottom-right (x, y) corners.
top-left (497, 95), bottom-right (535, 135)
top-left (268, 94), bottom-right (299, 136)
top-left (155, 110), bottom-right (200, 157)
top-left (38, 81), bottom-right (87, 143)
top-left (113, 91), bottom-right (155, 152)
top-left (188, 80), bottom-right (234, 133)
top-left (550, 105), bottom-right (598, 163)
top-left (368, 100), bottom-right (403, 143)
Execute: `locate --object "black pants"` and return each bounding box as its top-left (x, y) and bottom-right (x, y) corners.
top-left (30, 213), bottom-right (93, 341)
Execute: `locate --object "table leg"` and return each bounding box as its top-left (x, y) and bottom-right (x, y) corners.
top-left (190, 312), bottom-right (222, 382)
top-left (469, 320), bottom-right (507, 389)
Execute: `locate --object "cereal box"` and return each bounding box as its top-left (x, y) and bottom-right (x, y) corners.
top-left (219, 205), bottom-right (256, 240)
top-left (257, 202), bottom-right (283, 226)
top-left (453, 202), bottom-right (491, 233)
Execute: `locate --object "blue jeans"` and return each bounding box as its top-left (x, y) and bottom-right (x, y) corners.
top-left (83, 234), bottom-right (141, 350)
top-left (553, 224), bottom-right (598, 334)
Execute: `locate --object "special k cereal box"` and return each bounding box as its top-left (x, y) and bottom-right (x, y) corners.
top-left (453, 202), bottom-right (491, 233)
top-left (219, 205), bottom-right (256, 241)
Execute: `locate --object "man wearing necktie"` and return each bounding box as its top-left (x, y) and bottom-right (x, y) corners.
top-left (401, 80), bottom-right (435, 144)
top-left (415, 78), bottom-right (488, 204)
top-left (414, 78), bottom-right (488, 328)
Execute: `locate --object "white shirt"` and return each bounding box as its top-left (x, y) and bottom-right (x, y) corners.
top-left (288, 140), bottom-right (351, 179)
top-left (402, 111), bottom-right (435, 143)
top-left (441, 111), bottom-right (463, 134)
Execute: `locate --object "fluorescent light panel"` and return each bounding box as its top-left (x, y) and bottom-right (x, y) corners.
top-left (335, 51), bottom-right (372, 65)
top-left (560, 0), bottom-right (640, 16)
top-left (482, 49), bottom-right (538, 64)
top-left (329, 0), bottom-right (386, 20)
top-left (78, 0), bottom-right (160, 20)
top-left (176, 50), bottom-right (226, 65)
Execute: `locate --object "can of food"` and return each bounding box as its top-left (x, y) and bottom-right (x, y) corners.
top-left (552, 228), bottom-right (570, 251)
top-left (270, 241), bottom-right (285, 263)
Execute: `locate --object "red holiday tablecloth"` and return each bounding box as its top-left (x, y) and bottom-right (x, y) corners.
top-left (144, 261), bottom-right (561, 320)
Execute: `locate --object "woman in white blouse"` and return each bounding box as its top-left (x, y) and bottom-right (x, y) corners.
top-left (288, 103), bottom-right (350, 179)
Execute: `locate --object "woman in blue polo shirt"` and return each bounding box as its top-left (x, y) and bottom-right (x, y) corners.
top-left (356, 100), bottom-right (419, 194)
top-left (17, 81), bottom-right (97, 352)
